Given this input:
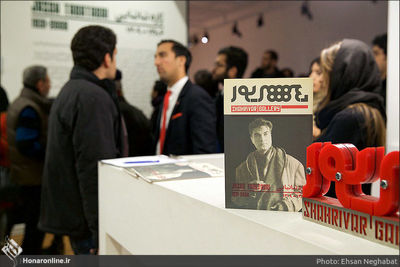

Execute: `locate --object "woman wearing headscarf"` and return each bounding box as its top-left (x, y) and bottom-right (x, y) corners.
top-left (315, 39), bottom-right (386, 196)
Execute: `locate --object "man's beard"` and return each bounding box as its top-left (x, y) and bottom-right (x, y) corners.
top-left (262, 63), bottom-right (272, 70)
top-left (213, 71), bottom-right (229, 85)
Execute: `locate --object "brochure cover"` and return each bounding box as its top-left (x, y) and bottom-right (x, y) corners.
top-left (126, 161), bottom-right (224, 183)
top-left (224, 78), bottom-right (313, 211)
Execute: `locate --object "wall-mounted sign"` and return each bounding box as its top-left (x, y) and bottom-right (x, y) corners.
top-left (1, 1), bottom-right (186, 117)
top-left (31, 1), bottom-right (164, 35)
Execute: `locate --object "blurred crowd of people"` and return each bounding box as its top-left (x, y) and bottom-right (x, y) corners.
top-left (0, 24), bottom-right (388, 255)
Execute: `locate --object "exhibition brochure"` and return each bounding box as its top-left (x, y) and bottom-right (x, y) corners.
top-left (101, 156), bottom-right (223, 183)
top-left (224, 78), bottom-right (313, 211)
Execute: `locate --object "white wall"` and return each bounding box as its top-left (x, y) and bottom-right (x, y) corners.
top-left (189, 1), bottom-right (387, 78)
top-left (1, 1), bottom-right (187, 117)
top-left (386, 1), bottom-right (399, 153)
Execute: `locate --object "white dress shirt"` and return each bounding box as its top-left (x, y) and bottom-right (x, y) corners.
top-left (156, 76), bottom-right (188, 154)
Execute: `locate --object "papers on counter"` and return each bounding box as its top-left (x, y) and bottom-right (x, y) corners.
top-left (101, 155), bottom-right (224, 183)
top-left (101, 155), bottom-right (185, 167)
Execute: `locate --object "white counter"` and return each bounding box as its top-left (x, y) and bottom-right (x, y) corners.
top-left (98, 154), bottom-right (397, 255)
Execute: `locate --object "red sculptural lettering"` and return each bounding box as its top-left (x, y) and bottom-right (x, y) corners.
top-left (303, 142), bottom-right (399, 216)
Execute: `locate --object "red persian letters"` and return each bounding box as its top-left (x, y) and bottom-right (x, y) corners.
top-left (303, 143), bottom-right (399, 216)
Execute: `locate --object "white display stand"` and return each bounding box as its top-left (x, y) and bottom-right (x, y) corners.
top-left (98, 154), bottom-right (397, 255)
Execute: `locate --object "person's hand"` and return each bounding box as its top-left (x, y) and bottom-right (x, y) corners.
top-left (90, 248), bottom-right (98, 255)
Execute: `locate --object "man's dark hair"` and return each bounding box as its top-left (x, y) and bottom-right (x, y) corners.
top-left (281, 68), bottom-right (294, 77)
top-left (153, 80), bottom-right (167, 95)
top-left (71, 25), bottom-right (117, 71)
top-left (218, 46), bottom-right (248, 78)
top-left (194, 69), bottom-right (216, 97)
top-left (114, 69), bottom-right (123, 95)
top-left (248, 118), bottom-right (273, 136)
top-left (265, 50), bottom-right (278, 61)
top-left (0, 86), bottom-right (9, 112)
top-left (158, 40), bottom-right (192, 73)
top-left (23, 65), bottom-right (47, 89)
top-left (115, 69), bottom-right (122, 81)
top-left (372, 33), bottom-right (387, 55)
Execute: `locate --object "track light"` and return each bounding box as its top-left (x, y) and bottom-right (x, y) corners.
top-left (193, 35), bottom-right (199, 45)
top-left (201, 30), bottom-right (209, 44)
top-left (301, 1), bottom-right (313, 21)
top-left (191, 35), bottom-right (199, 45)
top-left (232, 22), bottom-right (242, 37)
top-left (188, 35), bottom-right (199, 47)
top-left (257, 14), bottom-right (264, 27)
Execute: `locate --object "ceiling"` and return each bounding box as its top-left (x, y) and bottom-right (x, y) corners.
top-left (188, 1), bottom-right (289, 35)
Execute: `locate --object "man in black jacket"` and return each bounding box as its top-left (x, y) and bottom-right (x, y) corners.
top-left (211, 46), bottom-right (248, 152)
top-left (154, 40), bottom-right (216, 155)
top-left (39, 25), bottom-right (123, 254)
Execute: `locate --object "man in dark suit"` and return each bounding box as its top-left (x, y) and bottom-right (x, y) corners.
top-left (154, 40), bottom-right (216, 155)
top-left (211, 46), bottom-right (248, 152)
top-left (251, 50), bottom-right (282, 78)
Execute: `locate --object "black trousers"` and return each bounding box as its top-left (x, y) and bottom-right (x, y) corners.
top-left (19, 185), bottom-right (45, 254)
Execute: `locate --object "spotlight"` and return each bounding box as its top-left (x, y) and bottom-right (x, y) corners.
top-left (232, 22), bottom-right (242, 37)
top-left (193, 35), bottom-right (199, 45)
top-left (301, 1), bottom-right (313, 21)
top-left (201, 31), bottom-right (209, 44)
top-left (189, 35), bottom-right (199, 46)
top-left (257, 14), bottom-right (264, 27)
top-left (188, 35), bottom-right (199, 47)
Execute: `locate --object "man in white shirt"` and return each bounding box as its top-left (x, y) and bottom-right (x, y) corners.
top-left (154, 40), bottom-right (217, 155)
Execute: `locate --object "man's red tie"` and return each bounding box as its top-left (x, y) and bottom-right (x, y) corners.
top-left (159, 90), bottom-right (171, 154)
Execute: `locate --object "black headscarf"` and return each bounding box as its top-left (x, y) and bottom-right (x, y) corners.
top-left (316, 39), bottom-right (385, 130)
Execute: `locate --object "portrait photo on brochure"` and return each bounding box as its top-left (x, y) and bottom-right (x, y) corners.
top-left (225, 115), bottom-right (312, 211)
